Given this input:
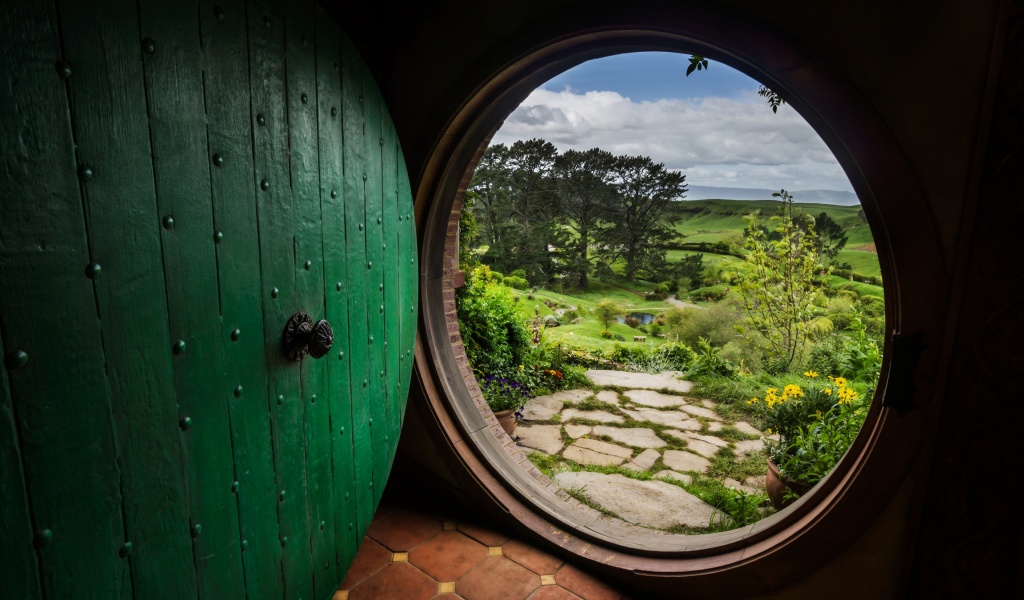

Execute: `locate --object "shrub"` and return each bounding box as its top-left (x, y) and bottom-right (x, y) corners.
top-left (747, 373), bottom-right (849, 465)
top-left (859, 295), bottom-right (884, 318)
top-left (504, 275), bottom-right (529, 290)
top-left (667, 298), bottom-right (744, 348)
top-left (600, 330), bottom-right (613, 339)
top-left (656, 282), bottom-right (670, 294)
top-left (686, 337), bottom-right (735, 378)
top-left (509, 268), bottom-right (527, 279)
top-left (776, 384), bottom-right (870, 486)
top-left (457, 266), bottom-right (531, 378)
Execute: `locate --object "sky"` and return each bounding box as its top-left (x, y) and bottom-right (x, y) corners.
top-left (490, 52), bottom-right (854, 193)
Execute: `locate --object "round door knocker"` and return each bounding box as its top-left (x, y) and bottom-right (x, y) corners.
top-left (283, 312), bottom-right (334, 360)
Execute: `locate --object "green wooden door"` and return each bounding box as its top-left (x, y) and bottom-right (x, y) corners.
top-left (0, 1), bottom-right (417, 598)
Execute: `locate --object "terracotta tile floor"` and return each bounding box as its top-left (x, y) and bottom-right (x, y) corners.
top-left (333, 499), bottom-right (627, 600)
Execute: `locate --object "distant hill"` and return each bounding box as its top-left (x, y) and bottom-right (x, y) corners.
top-left (684, 186), bottom-right (859, 206)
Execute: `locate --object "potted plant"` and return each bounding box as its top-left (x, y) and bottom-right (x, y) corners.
top-left (748, 373), bottom-right (864, 509)
top-left (480, 374), bottom-right (530, 437)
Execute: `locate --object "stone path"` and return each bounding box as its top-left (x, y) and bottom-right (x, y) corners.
top-left (515, 369), bottom-right (771, 533)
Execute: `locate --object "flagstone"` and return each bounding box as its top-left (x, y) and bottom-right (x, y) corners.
top-left (592, 426), bottom-right (666, 449)
top-left (662, 450), bottom-right (711, 473)
top-left (724, 477), bottom-right (759, 495)
top-left (733, 439), bottom-right (765, 457)
top-left (623, 389), bottom-right (687, 408)
top-left (654, 470), bottom-right (693, 485)
top-left (623, 448), bottom-right (660, 471)
top-left (563, 424), bottom-right (592, 439)
top-left (516, 424), bottom-right (564, 455)
top-left (734, 421), bottom-right (763, 436)
top-left (554, 471), bottom-right (716, 529)
top-left (584, 370), bottom-right (693, 393)
top-left (680, 404), bottom-right (722, 421)
top-left (552, 389), bottom-right (594, 403)
top-left (561, 409), bottom-right (623, 424)
top-left (594, 390), bottom-right (621, 405)
top-left (521, 395), bottom-right (564, 422)
top-left (563, 438), bottom-right (632, 467)
top-left (620, 408), bottom-right (700, 430)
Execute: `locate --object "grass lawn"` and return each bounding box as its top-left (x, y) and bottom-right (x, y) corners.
top-left (835, 248), bottom-right (881, 277)
top-left (827, 275), bottom-right (884, 298)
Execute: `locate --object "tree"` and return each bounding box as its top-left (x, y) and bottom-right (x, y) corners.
top-left (594, 300), bottom-right (625, 333)
top-left (468, 140), bottom-right (562, 283)
top-left (599, 155), bottom-right (687, 280)
top-left (552, 148), bottom-right (617, 288)
top-left (812, 212), bottom-right (848, 263)
top-left (739, 190), bottom-right (827, 371)
top-left (675, 252), bottom-right (706, 285)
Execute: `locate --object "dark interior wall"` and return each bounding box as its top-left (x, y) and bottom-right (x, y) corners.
top-left (332, 0), bottom-right (1023, 597)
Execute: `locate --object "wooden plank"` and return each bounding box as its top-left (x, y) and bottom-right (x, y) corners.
top-left (136, 2), bottom-right (245, 597)
top-left (198, 0), bottom-right (283, 596)
top-left (283, 2), bottom-right (333, 597)
top-left (316, 16), bottom-right (359, 573)
top-left (56, 0), bottom-right (201, 595)
top-left (397, 141), bottom-right (418, 417)
top-left (380, 103), bottom-right (403, 467)
top-left (0, 329), bottom-right (40, 599)
top-left (341, 32), bottom-right (376, 531)
top-left (361, 61), bottom-right (389, 509)
top-left (247, 1), bottom-right (312, 597)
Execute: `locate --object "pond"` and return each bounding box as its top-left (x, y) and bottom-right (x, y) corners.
top-left (619, 312), bottom-right (656, 325)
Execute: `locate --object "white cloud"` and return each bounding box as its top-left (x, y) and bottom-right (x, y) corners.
top-left (491, 87), bottom-right (853, 192)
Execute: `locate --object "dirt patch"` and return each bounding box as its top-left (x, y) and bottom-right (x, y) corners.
top-left (855, 242), bottom-right (877, 253)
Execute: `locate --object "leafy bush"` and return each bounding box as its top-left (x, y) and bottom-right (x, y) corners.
top-left (509, 268), bottom-right (526, 279)
top-left (747, 373), bottom-right (857, 467)
top-left (777, 386), bottom-right (870, 486)
top-left (686, 337), bottom-right (735, 378)
top-left (858, 295), bottom-right (884, 317)
top-left (457, 266), bottom-right (531, 378)
top-left (504, 275), bottom-right (529, 290)
top-left (666, 298), bottom-right (744, 348)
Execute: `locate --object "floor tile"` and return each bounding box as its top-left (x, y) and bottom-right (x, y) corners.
top-left (528, 586), bottom-right (584, 600)
top-left (409, 530), bottom-right (488, 581)
top-left (504, 539), bottom-right (564, 575)
top-left (367, 508), bottom-right (442, 551)
top-left (456, 521), bottom-right (511, 547)
top-left (339, 537), bottom-right (392, 589)
top-left (555, 564), bottom-right (621, 600)
top-left (457, 556), bottom-right (541, 600)
top-left (348, 562), bottom-right (436, 600)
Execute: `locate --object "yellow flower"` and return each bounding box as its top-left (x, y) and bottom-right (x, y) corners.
top-left (837, 386), bottom-right (858, 404)
top-left (747, 397), bottom-right (759, 405)
top-left (518, 364), bottom-right (524, 371)
top-left (804, 370), bottom-right (818, 378)
top-left (783, 384), bottom-right (804, 398)
top-left (815, 409), bottom-right (823, 420)
top-left (823, 387), bottom-right (832, 395)
top-left (834, 377), bottom-right (848, 386)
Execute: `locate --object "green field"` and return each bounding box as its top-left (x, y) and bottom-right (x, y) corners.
top-left (471, 199), bottom-right (884, 354)
top-left (673, 200), bottom-right (882, 277)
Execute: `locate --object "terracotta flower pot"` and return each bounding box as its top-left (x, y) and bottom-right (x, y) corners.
top-left (766, 459), bottom-right (811, 510)
top-left (493, 409), bottom-right (517, 437)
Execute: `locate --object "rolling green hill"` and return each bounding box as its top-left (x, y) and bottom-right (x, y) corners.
top-left (671, 199), bottom-right (881, 278)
